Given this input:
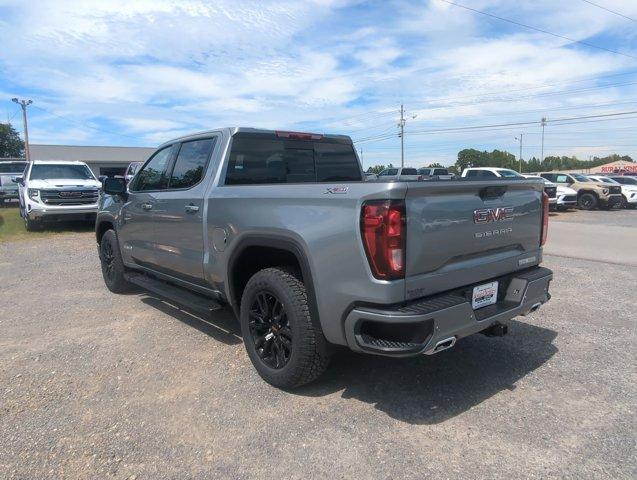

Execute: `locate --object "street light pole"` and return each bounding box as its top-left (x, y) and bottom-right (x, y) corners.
top-left (11, 98), bottom-right (33, 162)
top-left (398, 104), bottom-right (405, 168)
top-left (540, 117), bottom-right (547, 164)
top-left (515, 134), bottom-right (523, 172)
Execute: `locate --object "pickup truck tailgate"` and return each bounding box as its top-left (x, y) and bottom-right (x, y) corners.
top-left (404, 180), bottom-right (544, 300)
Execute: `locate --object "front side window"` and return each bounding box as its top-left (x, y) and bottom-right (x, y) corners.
top-left (498, 169), bottom-right (522, 178)
top-left (29, 164), bottom-right (94, 180)
top-left (572, 174), bottom-right (590, 182)
top-left (434, 169), bottom-right (447, 176)
top-left (134, 146), bottom-right (174, 191)
top-left (401, 168), bottom-right (418, 175)
top-left (169, 138), bottom-right (215, 189)
top-left (612, 177), bottom-right (637, 185)
top-left (386, 168), bottom-right (399, 176)
top-left (0, 162), bottom-right (27, 174)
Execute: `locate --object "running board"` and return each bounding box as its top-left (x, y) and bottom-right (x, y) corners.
top-left (125, 272), bottom-right (222, 315)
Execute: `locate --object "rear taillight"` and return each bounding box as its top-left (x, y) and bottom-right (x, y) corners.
top-left (360, 200), bottom-right (406, 280)
top-left (541, 192), bottom-right (549, 246)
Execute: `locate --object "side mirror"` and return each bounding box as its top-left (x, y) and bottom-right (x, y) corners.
top-left (98, 175), bottom-right (107, 183)
top-left (103, 177), bottom-right (127, 196)
top-left (12, 176), bottom-right (23, 185)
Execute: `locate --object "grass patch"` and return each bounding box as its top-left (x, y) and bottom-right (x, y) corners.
top-left (0, 206), bottom-right (94, 243)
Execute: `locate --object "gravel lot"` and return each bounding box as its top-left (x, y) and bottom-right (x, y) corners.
top-left (1, 213), bottom-right (636, 479)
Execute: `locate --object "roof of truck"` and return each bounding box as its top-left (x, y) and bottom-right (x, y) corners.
top-left (158, 127), bottom-right (353, 149)
top-left (29, 160), bottom-right (91, 166)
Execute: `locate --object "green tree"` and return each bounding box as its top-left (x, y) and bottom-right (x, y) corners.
top-left (366, 164), bottom-right (387, 174)
top-left (425, 162), bottom-right (445, 168)
top-left (0, 123), bottom-right (24, 158)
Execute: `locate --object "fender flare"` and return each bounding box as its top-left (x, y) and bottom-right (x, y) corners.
top-left (95, 213), bottom-right (117, 243)
top-left (226, 234), bottom-right (320, 325)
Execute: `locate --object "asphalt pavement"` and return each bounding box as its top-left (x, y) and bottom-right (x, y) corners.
top-left (0, 210), bottom-right (635, 479)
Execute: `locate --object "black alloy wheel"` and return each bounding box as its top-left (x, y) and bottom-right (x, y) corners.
top-left (102, 238), bottom-right (116, 284)
top-left (248, 291), bottom-right (292, 369)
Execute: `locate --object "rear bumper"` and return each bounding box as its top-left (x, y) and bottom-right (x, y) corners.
top-left (343, 266), bottom-right (552, 356)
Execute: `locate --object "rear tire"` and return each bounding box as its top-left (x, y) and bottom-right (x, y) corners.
top-left (578, 193), bottom-right (598, 210)
top-left (99, 229), bottom-right (133, 293)
top-left (239, 267), bottom-right (331, 389)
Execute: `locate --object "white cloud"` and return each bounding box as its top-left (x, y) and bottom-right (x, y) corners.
top-left (0, 0), bottom-right (634, 166)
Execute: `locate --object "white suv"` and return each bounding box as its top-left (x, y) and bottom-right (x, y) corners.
top-left (16, 161), bottom-right (101, 230)
top-left (588, 175), bottom-right (637, 209)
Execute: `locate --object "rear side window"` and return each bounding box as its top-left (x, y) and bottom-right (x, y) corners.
top-left (434, 168), bottom-right (447, 175)
top-left (401, 168), bottom-right (417, 175)
top-left (134, 146), bottom-right (174, 191)
top-left (225, 135), bottom-right (361, 185)
top-left (169, 138), bottom-right (215, 189)
top-left (466, 170), bottom-right (496, 178)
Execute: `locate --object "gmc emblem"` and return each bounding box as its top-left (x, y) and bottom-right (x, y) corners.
top-left (473, 206), bottom-right (514, 224)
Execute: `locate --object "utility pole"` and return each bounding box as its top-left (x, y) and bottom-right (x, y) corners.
top-left (540, 117), bottom-right (547, 163)
top-left (397, 104), bottom-right (416, 168)
top-left (12, 98), bottom-right (33, 162)
top-left (398, 104), bottom-right (405, 168)
top-left (515, 134), bottom-right (523, 172)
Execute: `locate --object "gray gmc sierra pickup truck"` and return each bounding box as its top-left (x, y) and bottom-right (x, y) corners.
top-left (96, 127), bottom-right (552, 388)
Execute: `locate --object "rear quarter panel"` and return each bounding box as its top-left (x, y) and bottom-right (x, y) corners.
top-left (205, 182), bottom-right (408, 346)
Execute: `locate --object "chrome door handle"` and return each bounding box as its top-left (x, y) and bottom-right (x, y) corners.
top-left (141, 203), bottom-right (153, 211)
top-left (185, 204), bottom-right (199, 213)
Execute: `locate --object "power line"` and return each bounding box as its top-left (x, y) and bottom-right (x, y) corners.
top-left (353, 110), bottom-right (637, 144)
top-left (318, 70), bottom-right (637, 126)
top-left (580, 0), bottom-right (637, 23)
top-left (437, 0), bottom-right (637, 59)
top-left (32, 105), bottom-right (140, 140)
top-left (348, 84), bottom-right (637, 139)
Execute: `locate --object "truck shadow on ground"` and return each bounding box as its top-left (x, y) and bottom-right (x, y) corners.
top-left (140, 297), bottom-right (242, 346)
top-left (136, 298), bottom-right (557, 426)
top-left (36, 220), bottom-right (96, 233)
top-left (295, 320), bottom-right (558, 425)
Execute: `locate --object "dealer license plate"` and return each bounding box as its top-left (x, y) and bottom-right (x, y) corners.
top-left (472, 281), bottom-right (498, 310)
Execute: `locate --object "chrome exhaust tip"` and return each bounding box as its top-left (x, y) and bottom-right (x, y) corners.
top-left (522, 302), bottom-right (542, 316)
top-left (424, 336), bottom-right (456, 355)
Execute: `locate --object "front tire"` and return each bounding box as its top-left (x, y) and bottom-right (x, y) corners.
top-left (24, 216), bottom-right (41, 231)
top-left (578, 193), bottom-right (598, 210)
top-left (239, 267), bottom-right (331, 389)
top-left (99, 229), bottom-right (133, 293)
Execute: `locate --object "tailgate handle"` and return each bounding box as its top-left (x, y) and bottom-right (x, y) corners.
top-left (479, 186), bottom-right (507, 200)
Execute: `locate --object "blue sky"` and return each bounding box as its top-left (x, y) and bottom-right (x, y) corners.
top-left (1, 0), bottom-right (636, 168)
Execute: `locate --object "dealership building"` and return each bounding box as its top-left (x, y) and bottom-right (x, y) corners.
top-left (551, 160), bottom-right (637, 175)
top-left (27, 144), bottom-right (156, 177)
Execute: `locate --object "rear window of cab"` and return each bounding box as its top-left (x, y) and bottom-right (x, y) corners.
top-left (225, 134), bottom-right (362, 185)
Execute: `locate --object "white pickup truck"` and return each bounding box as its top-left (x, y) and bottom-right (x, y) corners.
top-left (16, 160), bottom-right (101, 230)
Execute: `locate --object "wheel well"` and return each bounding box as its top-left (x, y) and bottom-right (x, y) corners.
top-left (578, 190), bottom-right (598, 198)
top-left (96, 220), bottom-right (114, 244)
top-left (230, 246), bottom-right (302, 308)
